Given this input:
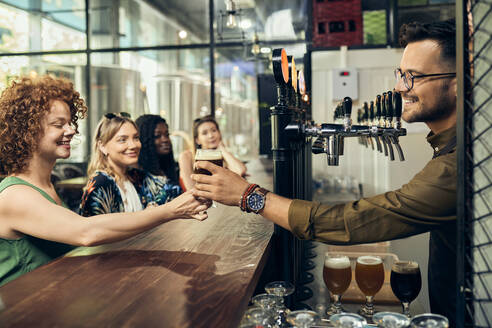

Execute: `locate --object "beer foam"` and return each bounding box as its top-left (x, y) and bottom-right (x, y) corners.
top-left (392, 261), bottom-right (419, 274)
top-left (324, 256), bottom-right (350, 269)
top-left (356, 256), bottom-right (382, 265)
top-left (195, 149), bottom-right (223, 161)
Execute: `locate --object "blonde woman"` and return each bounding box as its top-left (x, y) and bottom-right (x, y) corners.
top-left (178, 115), bottom-right (246, 191)
top-left (0, 75), bottom-right (209, 286)
top-left (80, 113), bottom-right (182, 216)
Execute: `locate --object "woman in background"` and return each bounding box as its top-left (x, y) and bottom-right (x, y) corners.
top-left (0, 75), bottom-right (209, 286)
top-left (135, 114), bottom-right (179, 185)
top-left (80, 114), bottom-right (180, 216)
top-left (178, 115), bottom-right (246, 191)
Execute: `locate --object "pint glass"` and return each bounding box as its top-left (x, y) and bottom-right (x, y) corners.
top-left (194, 149), bottom-right (223, 174)
top-left (194, 149), bottom-right (223, 207)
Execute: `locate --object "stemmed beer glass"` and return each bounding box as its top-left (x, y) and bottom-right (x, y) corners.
top-left (355, 255), bottom-right (385, 319)
top-left (265, 281), bottom-right (295, 327)
top-left (329, 313), bottom-right (367, 328)
top-left (286, 310), bottom-right (320, 328)
top-left (323, 253), bottom-right (352, 315)
top-left (240, 307), bottom-right (274, 328)
top-left (410, 313), bottom-right (449, 328)
top-left (390, 261), bottom-right (422, 317)
top-left (372, 311), bottom-right (410, 328)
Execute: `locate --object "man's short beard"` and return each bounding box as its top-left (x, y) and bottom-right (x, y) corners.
top-left (405, 82), bottom-right (454, 123)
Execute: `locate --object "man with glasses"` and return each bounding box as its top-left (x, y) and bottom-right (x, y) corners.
top-left (192, 19), bottom-right (458, 324)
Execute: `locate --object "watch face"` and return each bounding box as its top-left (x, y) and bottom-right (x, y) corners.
top-left (247, 192), bottom-right (265, 212)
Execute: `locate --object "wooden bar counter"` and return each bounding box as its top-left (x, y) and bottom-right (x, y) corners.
top-left (0, 160), bottom-right (274, 327)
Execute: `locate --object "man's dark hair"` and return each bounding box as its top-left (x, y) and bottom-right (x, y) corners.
top-left (399, 19), bottom-right (456, 65)
top-left (135, 114), bottom-right (178, 184)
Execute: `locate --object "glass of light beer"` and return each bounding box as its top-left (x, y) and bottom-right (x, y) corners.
top-left (390, 261), bottom-right (422, 317)
top-left (323, 253), bottom-right (352, 316)
top-left (194, 149), bottom-right (223, 207)
top-left (355, 255), bottom-right (385, 319)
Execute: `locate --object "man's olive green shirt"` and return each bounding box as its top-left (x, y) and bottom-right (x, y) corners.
top-left (288, 125), bottom-right (457, 323)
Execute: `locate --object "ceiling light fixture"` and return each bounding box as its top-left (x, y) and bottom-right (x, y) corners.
top-left (178, 30), bottom-right (188, 39)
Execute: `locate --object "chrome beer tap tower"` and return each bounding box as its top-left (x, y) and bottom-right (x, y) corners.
top-left (265, 48), bottom-right (408, 308)
top-left (304, 90), bottom-right (407, 166)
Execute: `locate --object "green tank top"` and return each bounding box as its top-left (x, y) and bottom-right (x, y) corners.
top-left (0, 176), bottom-right (74, 286)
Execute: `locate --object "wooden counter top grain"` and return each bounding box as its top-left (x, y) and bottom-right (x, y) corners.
top-left (0, 160), bottom-right (275, 328)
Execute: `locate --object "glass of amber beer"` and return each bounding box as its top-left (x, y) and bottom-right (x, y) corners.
top-left (355, 255), bottom-right (385, 319)
top-left (194, 149), bottom-right (223, 207)
top-left (323, 253), bottom-right (352, 316)
top-left (390, 261), bottom-right (422, 317)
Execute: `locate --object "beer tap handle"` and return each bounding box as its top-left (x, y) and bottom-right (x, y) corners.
top-left (363, 102), bottom-right (369, 124)
top-left (386, 91), bottom-right (394, 125)
top-left (381, 92), bottom-right (387, 126)
top-left (369, 101), bottom-right (375, 123)
top-left (393, 91), bottom-right (403, 129)
top-left (369, 100), bottom-right (382, 151)
top-left (343, 97), bottom-right (352, 129)
top-left (376, 94), bottom-right (382, 125)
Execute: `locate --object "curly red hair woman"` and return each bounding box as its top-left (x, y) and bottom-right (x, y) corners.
top-left (0, 75), bottom-right (86, 174)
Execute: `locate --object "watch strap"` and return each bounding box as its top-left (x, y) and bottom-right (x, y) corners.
top-left (239, 183), bottom-right (258, 212)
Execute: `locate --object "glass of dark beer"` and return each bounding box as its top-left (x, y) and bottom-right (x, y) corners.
top-left (355, 255), bottom-right (385, 319)
top-left (194, 149), bottom-right (223, 175)
top-left (390, 261), bottom-right (422, 317)
top-left (194, 149), bottom-right (223, 207)
top-left (323, 253), bottom-right (352, 316)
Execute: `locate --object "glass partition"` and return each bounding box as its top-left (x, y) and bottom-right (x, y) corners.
top-left (90, 0), bottom-right (209, 49)
top-left (214, 0), bottom-right (308, 44)
top-left (0, 0), bottom-right (86, 53)
top-left (90, 49), bottom-right (210, 160)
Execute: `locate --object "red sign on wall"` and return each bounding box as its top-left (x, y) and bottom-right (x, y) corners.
top-left (312, 0), bottom-right (363, 48)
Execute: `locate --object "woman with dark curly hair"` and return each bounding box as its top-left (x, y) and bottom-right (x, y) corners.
top-left (135, 114), bottom-right (179, 184)
top-left (0, 75), bottom-right (209, 286)
top-left (178, 115), bottom-right (246, 191)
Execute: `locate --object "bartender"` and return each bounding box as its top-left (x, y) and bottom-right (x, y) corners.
top-left (192, 19), bottom-right (458, 325)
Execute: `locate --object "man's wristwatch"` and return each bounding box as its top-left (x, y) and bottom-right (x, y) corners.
top-left (245, 187), bottom-right (269, 214)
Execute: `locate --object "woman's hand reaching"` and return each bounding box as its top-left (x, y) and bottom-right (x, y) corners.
top-left (166, 190), bottom-right (211, 221)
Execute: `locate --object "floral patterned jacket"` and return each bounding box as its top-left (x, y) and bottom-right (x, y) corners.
top-left (79, 169), bottom-right (182, 216)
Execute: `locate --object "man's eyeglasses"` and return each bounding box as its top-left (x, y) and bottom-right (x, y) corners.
top-left (394, 68), bottom-right (456, 91)
top-left (104, 112), bottom-right (131, 119)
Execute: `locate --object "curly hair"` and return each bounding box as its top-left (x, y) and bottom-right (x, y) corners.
top-left (399, 19), bottom-right (456, 67)
top-left (192, 115), bottom-right (221, 154)
top-left (0, 75), bottom-right (87, 175)
top-left (135, 114), bottom-right (178, 184)
top-left (87, 114), bottom-right (138, 183)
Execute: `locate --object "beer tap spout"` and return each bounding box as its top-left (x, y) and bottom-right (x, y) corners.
top-left (385, 136), bottom-right (395, 161)
top-left (393, 138), bottom-right (405, 161)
